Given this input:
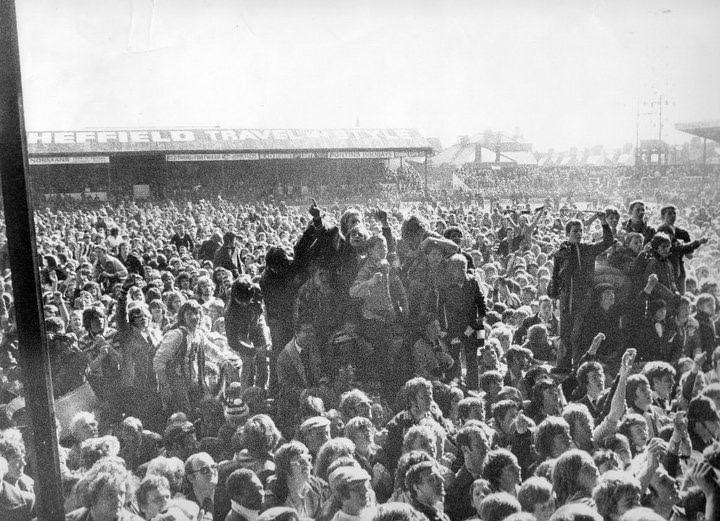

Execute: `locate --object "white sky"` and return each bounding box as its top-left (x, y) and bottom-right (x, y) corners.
top-left (15, 0), bottom-right (720, 152)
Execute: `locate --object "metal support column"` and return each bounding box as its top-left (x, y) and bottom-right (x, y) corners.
top-left (0, 1), bottom-right (65, 519)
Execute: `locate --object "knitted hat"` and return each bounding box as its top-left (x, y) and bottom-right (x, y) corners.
top-left (224, 382), bottom-right (250, 424)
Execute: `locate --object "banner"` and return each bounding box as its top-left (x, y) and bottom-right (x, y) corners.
top-left (44, 191), bottom-right (108, 201)
top-left (165, 150), bottom-right (425, 162)
top-left (27, 128), bottom-right (431, 156)
top-left (29, 156), bottom-right (109, 165)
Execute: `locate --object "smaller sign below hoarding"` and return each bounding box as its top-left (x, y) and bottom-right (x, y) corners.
top-left (166, 153), bottom-right (260, 162)
top-left (29, 156), bottom-right (110, 165)
top-left (260, 152), bottom-right (319, 159)
top-left (328, 151), bottom-right (394, 159)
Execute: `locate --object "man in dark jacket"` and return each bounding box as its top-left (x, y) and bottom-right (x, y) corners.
top-left (549, 214), bottom-right (613, 370)
top-left (445, 423), bottom-right (490, 521)
top-left (198, 231), bottom-right (223, 262)
top-left (170, 223), bottom-right (194, 253)
top-left (259, 247), bottom-right (300, 363)
top-left (117, 241), bottom-right (144, 276)
top-left (623, 200), bottom-right (655, 244)
top-left (439, 254), bottom-right (486, 389)
top-left (214, 232), bottom-right (245, 277)
top-left (657, 215), bottom-right (708, 294)
top-left (513, 295), bottom-right (558, 344)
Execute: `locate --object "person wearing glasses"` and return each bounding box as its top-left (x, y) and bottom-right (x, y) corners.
top-left (265, 442), bottom-right (328, 521)
top-left (185, 452), bottom-right (219, 517)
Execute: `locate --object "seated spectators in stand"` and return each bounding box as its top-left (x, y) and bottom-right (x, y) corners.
top-left (0, 163), bottom-right (719, 520)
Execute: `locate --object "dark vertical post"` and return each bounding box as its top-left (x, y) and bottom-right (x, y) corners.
top-left (0, 1), bottom-right (65, 519)
top-left (424, 153), bottom-right (428, 194)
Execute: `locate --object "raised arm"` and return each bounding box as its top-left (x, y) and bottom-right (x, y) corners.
top-left (524, 207), bottom-right (546, 237)
top-left (589, 215), bottom-right (614, 256)
top-left (420, 236), bottom-right (459, 256)
top-left (691, 462), bottom-right (720, 521)
top-left (376, 208), bottom-right (397, 254)
top-left (115, 276), bottom-right (135, 332)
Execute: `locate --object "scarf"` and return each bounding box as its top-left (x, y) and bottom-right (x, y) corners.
top-left (231, 501), bottom-right (260, 521)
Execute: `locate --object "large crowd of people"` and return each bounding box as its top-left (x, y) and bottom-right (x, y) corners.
top-left (454, 165), bottom-right (720, 210)
top-left (1, 163), bottom-right (720, 521)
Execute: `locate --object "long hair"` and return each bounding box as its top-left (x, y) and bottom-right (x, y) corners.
top-left (553, 449), bottom-right (595, 505)
top-left (526, 379), bottom-right (559, 421)
top-left (271, 441), bottom-right (309, 504)
top-left (176, 300), bottom-right (202, 329)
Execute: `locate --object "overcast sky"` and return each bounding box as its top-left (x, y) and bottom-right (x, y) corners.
top-left (15, 0), bottom-right (720, 151)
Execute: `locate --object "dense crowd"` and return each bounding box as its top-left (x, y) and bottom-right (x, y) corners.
top-left (1, 167), bottom-right (720, 521)
top-left (28, 162), bottom-right (427, 207)
top-left (454, 165), bottom-right (720, 211)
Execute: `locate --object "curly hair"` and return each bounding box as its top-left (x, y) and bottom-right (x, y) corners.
top-left (82, 306), bottom-right (106, 331)
top-left (80, 435), bottom-right (121, 469)
top-left (176, 300), bottom-right (203, 328)
top-left (641, 361), bottom-right (676, 388)
top-left (344, 416), bottom-right (373, 443)
top-left (146, 456), bottom-right (185, 495)
top-left (339, 389), bottom-right (372, 421)
top-left (0, 428), bottom-right (25, 461)
top-left (74, 458), bottom-right (129, 509)
top-left (591, 470), bottom-right (640, 521)
top-left (235, 414), bottom-right (281, 456)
